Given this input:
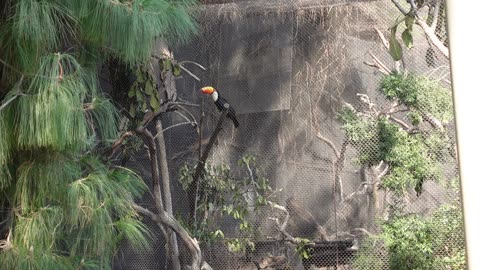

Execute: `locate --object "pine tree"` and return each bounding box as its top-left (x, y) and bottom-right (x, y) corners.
top-left (0, 0), bottom-right (197, 269)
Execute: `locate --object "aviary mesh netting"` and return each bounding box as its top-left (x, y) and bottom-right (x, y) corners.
top-left (112, 0), bottom-right (463, 269)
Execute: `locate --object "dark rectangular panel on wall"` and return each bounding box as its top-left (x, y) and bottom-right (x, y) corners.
top-left (217, 13), bottom-right (293, 114)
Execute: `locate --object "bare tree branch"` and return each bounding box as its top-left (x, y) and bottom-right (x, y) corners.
top-left (133, 204), bottom-right (203, 270)
top-left (363, 61), bottom-right (390, 75)
top-left (155, 120), bottom-right (181, 270)
top-left (368, 51), bottom-right (392, 74)
top-left (391, 0), bottom-right (408, 15)
top-left (374, 27), bottom-right (390, 51)
top-left (316, 132), bottom-right (339, 158)
top-left (336, 140), bottom-right (348, 201)
top-left (388, 115), bottom-right (412, 131)
top-left (407, 0), bottom-right (418, 12)
top-left (375, 164), bottom-right (390, 183)
top-left (267, 202), bottom-right (302, 245)
top-left (416, 19), bottom-right (449, 58)
top-left (136, 127), bottom-right (165, 212)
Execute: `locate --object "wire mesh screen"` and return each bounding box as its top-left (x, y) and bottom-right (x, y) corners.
top-left (114, 0), bottom-right (463, 269)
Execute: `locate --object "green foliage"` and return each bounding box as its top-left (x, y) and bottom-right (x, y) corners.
top-left (0, 0), bottom-right (197, 268)
top-left (352, 200), bottom-right (465, 270)
top-left (339, 73), bottom-right (453, 196)
top-left (378, 119), bottom-right (439, 195)
top-left (0, 114), bottom-right (13, 165)
top-left (0, 155), bottom-right (150, 269)
top-left (382, 202), bottom-right (465, 270)
top-left (69, 0), bottom-right (197, 65)
top-left (88, 97), bottom-right (121, 142)
top-left (351, 237), bottom-right (387, 270)
top-left (389, 22), bottom-right (403, 61)
top-left (383, 215), bottom-right (436, 269)
top-left (338, 106), bottom-right (380, 164)
top-left (295, 238), bottom-right (314, 260)
top-left (178, 155), bottom-right (277, 253)
top-left (127, 66), bottom-right (163, 118)
top-left (380, 72), bottom-right (453, 123)
top-left (339, 110), bottom-right (439, 195)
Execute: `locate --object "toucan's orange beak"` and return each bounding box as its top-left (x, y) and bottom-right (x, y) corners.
top-left (201, 86), bottom-right (216, 95)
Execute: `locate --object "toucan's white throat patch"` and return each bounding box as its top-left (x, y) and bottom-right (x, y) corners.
top-left (212, 91), bottom-right (219, 101)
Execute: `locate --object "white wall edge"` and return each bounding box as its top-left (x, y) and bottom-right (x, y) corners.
top-left (446, 1), bottom-right (480, 269)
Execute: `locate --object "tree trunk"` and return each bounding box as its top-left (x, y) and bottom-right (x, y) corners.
top-left (156, 119), bottom-right (181, 270)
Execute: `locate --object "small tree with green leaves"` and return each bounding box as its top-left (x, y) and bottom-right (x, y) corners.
top-left (0, 0), bottom-right (197, 269)
top-left (179, 155), bottom-right (278, 253)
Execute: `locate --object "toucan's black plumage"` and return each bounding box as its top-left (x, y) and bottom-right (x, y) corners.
top-left (201, 86), bottom-right (239, 128)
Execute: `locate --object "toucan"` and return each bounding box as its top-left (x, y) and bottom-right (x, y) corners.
top-left (200, 86), bottom-right (239, 128)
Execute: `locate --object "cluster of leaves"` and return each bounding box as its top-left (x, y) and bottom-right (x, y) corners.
top-left (338, 109), bottom-right (440, 195)
top-left (127, 67), bottom-right (163, 118)
top-left (353, 198), bottom-right (465, 270)
top-left (339, 72), bottom-right (454, 195)
top-left (377, 119), bottom-right (439, 195)
top-left (295, 238), bottom-right (314, 260)
top-left (126, 58), bottom-right (186, 119)
top-left (389, 15), bottom-right (415, 61)
top-left (380, 72), bottom-right (453, 123)
top-left (383, 202), bottom-right (465, 270)
top-left (178, 155), bottom-right (276, 253)
top-left (337, 105), bottom-right (380, 164)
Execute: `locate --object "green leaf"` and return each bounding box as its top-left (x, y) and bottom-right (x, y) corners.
top-left (128, 88), bottom-right (136, 98)
top-left (150, 96), bottom-right (161, 111)
top-left (213, 230), bottom-right (224, 239)
top-left (164, 59), bottom-right (172, 71)
top-left (389, 28), bottom-right (403, 61)
top-left (135, 69), bottom-right (145, 83)
top-left (136, 91), bottom-right (144, 102)
top-left (405, 14), bottom-right (415, 30)
top-left (402, 29), bottom-right (414, 49)
top-left (129, 104), bottom-right (136, 118)
top-left (145, 81), bottom-right (155, 96)
top-left (173, 64), bottom-right (181, 76)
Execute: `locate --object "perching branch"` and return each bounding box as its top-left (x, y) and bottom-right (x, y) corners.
top-left (388, 115), bottom-right (412, 131)
top-left (363, 61), bottom-right (390, 75)
top-left (188, 104), bottom-right (230, 222)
